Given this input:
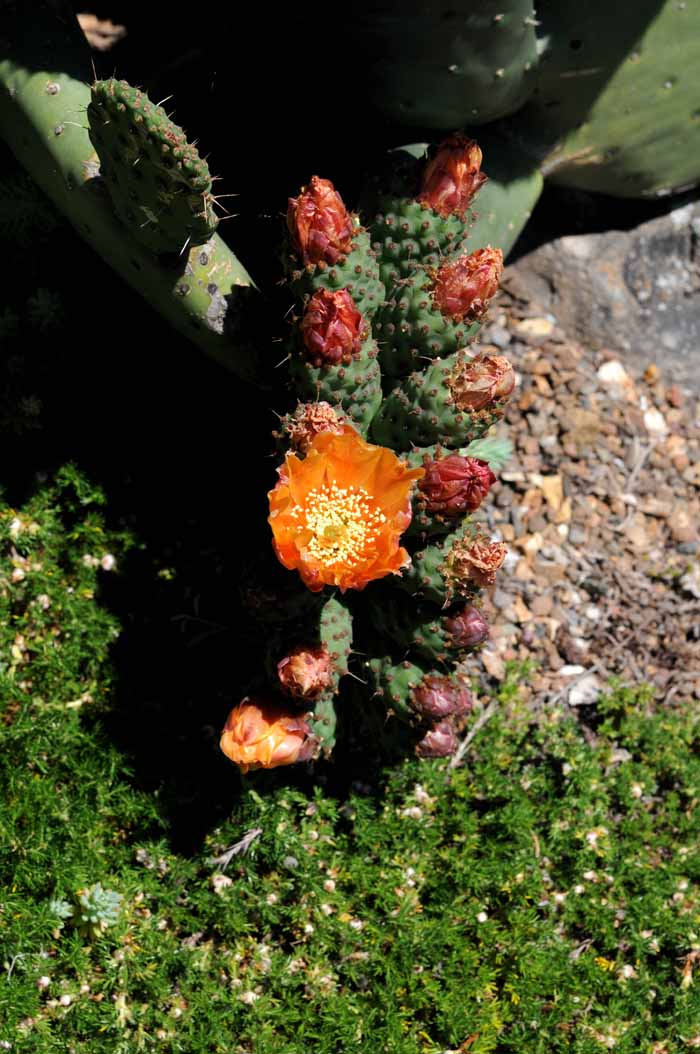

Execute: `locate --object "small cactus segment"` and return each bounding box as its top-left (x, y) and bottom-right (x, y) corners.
top-left (392, 521), bottom-right (481, 607)
top-left (275, 596), bottom-right (353, 759)
top-left (369, 656), bottom-right (473, 725)
top-left (370, 351), bottom-right (514, 451)
top-left (88, 79), bottom-right (218, 254)
top-left (370, 597), bottom-right (490, 666)
top-left (374, 247), bottom-right (503, 379)
top-left (286, 177), bottom-right (385, 320)
top-left (0, 9), bottom-right (256, 375)
top-left (290, 334), bottom-right (382, 436)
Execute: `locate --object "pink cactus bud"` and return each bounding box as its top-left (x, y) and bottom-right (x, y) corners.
top-left (300, 289), bottom-right (364, 366)
top-left (448, 540), bottom-right (507, 589)
top-left (417, 135), bottom-right (487, 218)
top-left (444, 605), bottom-right (490, 647)
top-left (287, 176), bottom-right (354, 265)
top-left (415, 719), bottom-right (458, 758)
top-left (278, 645), bottom-right (334, 701)
top-left (433, 248), bottom-right (503, 322)
top-left (418, 454), bottom-right (496, 517)
top-left (411, 674), bottom-right (473, 720)
top-left (449, 353), bottom-right (515, 412)
top-left (282, 401), bottom-right (346, 455)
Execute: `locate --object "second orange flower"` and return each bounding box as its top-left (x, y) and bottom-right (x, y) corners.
top-left (268, 425), bottom-right (424, 592)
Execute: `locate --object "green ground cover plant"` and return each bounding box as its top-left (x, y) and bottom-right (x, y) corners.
top-left (1, 469), bottom-right (699, 1053)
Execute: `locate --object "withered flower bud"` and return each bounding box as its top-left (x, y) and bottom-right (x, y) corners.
top-left (447, 539), bottom-right (507, 589)
top-left (433, 248), bottom-right (503, 322)
top-left (282, 401), bottom-right (346, 455)
top-left (278, 645), bottom-right (333, 701)
top-left (287, 176), bottom-right (354, 265)
top-left (300, 288), bottom-right (364, 366)
top-left (448, 353), bottom-right (515, 412)
top-left (418, 134), bottom-right (487, 218)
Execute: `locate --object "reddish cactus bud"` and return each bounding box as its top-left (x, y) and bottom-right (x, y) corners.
top-left (418, 454), bottom-right (496, 517)
top-left (433, 248), bottom-right (504, 322)
top-left (300, 289), bottom-right (364, 366)
top-left (447, 539), bottom-right (507, 589)
top-left (411, 674), bottom-right (473, 720)
top-left (220, 697), bottom-right (316, 773)
top-left (287, 176), bottom-right (354, 265)
top-left (449, 353), bottom-right (515, 412)
top-left (417, 135), bottom-right (487, 218)
top-left (278, 645), bottom-right (334, 701)
top-left (415, 719), bottom-right (458, 758)
top-left (282, 401), bottom-right (346, 455)
top-left (444, 605), bottom-right (490, 647)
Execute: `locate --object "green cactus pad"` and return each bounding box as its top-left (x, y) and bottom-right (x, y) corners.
top-left (309, 596), bottom-right (353, 758)
top-left (348, 0), bottom-right (539, 130)
top-left (0, 8), bottom-right (256, 375)
top-left (392, 521), bottom-right (479, 607)
top-left (370, 353), bottom-right (506, 451)
top-left (88, 79), bottom-right (218, 254)
top-left (288, 226), bottom-right (385, 321)
top-left (374, 276), bottom-right (481, 381)
top-left (368, 657), bottom-right (426, 723)
top-left (509, 0), bottom-right (700, 198)
top-left (369, 595), bottom-right (481, 666)
top-left (290, 336), bottom-right (382, 436)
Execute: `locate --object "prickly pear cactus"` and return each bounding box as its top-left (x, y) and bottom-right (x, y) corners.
top-left (220, 135), bottom-right (517, 772)
top-left (0, 2), bottom-right (258, 377)
top-left (87, 79), bottom-right (219, 254)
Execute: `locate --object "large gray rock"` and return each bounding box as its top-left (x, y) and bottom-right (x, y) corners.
top-left (505, 202), bottom-right (700, 389)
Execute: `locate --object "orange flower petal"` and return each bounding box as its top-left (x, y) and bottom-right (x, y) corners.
top-left (268, 426), bottom-right (423, 592)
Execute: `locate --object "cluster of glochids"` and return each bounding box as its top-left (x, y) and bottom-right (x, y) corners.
top-left (220, 136), bottom-right (515, 775)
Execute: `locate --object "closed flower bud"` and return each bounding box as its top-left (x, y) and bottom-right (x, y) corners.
top-left (444, 604), bottom-right (491, 647)
top-left (433, 248), bottom-right (503, 322)
top-left (287, 176), bottom-right (354, 265)
top-left (447, 539), bottom-right (507, 589)
top-left (415, 719), bottom-right (458, 758)
top-left (220, 697), bottom-right (316, 773)
top-left (278, 645), bottom-right (333, 701)
top-left (418, 454), bottom-right (496, 516)
top-left (300, 289), bottom-right (364, 366)
top-left (449, 353), bottom-right (515, 412)
top-left (411, 674), bottom-right (473, 720)
top-left (418, 135), bottom-right (487, 218)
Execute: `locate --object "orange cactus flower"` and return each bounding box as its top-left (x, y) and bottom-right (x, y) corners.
top-left (268, 425), bottom-right (424, 592)
top-left (220, 697), bottom-right (316, 774)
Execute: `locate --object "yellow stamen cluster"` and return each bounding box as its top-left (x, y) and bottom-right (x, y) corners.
top-left (292, 484), bottom-right (387, 569)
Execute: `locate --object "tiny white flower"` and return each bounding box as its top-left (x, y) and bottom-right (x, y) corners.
top-left (320, 903), bottom-right (333, 916)
top-left (476, 911), bottom-right (488, 923)
top-left (59, 994), bottom-right (71, 1007)
top-left (266, 893), bottom-right (278, 905)
top-left (9, 518), bottom-right (22, 538)
top-left (211, 873), bottom-right (232, 895)
top-left (323, 879), bottom-right (336, 893)
top-left (349, 919), bottom-right (363, 931)
top-left (100, 554), bottom-right (117, 572)
top-left (574, 884), bottom-right (585, 894)
top-left (619, 964), bottom-right (636, 979)
top-left (630, 782), bottom-right (643, 799)
top-left (11, 568), bottom-right (25, 583)
top-left (303, 923), bottom-right (314, 935)
top-left (37, 976), bottom-right (51, 990)
top-left (240, 991), bottom-right (258, 1005)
